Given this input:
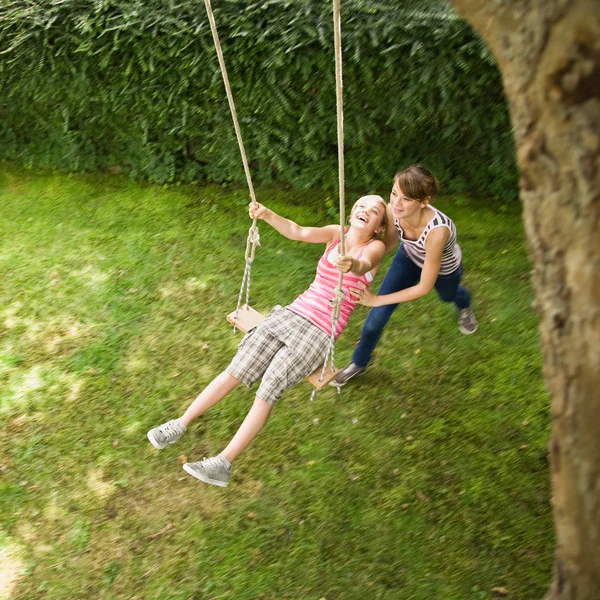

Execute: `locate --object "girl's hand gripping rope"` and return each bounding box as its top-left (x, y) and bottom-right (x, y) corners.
top-left (249, 202), bottom-right (269, 221)
top-left (335, 255), bottom-right (355, 274)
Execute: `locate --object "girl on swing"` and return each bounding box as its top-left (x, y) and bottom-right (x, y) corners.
top-left (147, 195), bottom-right (387, 487)
top-left (334, 164), bottom-right (478, 386)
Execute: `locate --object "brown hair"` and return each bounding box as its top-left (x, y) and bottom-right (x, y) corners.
top-left (394, 164), bottom-right (439, 202)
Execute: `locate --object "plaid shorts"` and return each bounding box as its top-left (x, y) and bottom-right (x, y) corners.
top-left (226, 306), bottom-right (331, 405)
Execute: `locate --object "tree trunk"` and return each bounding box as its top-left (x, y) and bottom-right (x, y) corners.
top-left (452, 0), bottom-right (600, 600)
top-left (446, 1), bottom-right (600, 598)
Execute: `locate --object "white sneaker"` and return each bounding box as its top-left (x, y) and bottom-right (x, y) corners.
top-left (183, 455), bottom-right (231, 487)
top-left (147, 419), bottom-right (186, 449)
top-left (331, 362), bottom-right (367, 387)
top-left (458, 307), bottom-right (478, 334)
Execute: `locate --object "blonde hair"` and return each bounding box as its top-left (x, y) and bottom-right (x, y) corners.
top-left (351, 194), bottom-right (388, 241)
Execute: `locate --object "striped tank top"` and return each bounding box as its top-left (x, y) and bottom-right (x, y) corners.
top-left (395, 206), bottom-right (462, 275)
top-left (287, 237), bottom-right (375, 339)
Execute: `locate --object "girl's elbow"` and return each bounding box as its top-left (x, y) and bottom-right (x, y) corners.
top-left (416, 284), bottom-right (433, 298)
top-left (292, 228), bottom-right (309, 242)
top-left (355, 262), bottom-right (370, 276)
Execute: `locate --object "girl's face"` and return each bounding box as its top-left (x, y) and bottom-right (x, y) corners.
top-left (349, 196), bottom-right (385, 235)
top-left (389, 181), bottom-right (427, 220)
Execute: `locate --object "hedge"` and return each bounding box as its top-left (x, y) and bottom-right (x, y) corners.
top-left (0, 0), bottom-right (517, 200)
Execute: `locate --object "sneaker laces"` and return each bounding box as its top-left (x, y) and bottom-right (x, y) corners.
top-left (460, 308), bottom-right (474, 323)
top-left (161, 420), bottom-right (181, 437)
top-left (199, 456), bottom-right (223, 469)
top-left (195, 456), bottom-right (231, 475)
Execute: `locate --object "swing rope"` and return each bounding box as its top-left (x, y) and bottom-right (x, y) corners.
top-left (311, 0), bottom-right (346, 400)
top-left (203, 0), bottom-right (260, 320)
top-left (205, 0), bottom-right (347, 394)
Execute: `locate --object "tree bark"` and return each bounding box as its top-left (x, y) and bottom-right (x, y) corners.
top-left (445, 1), bottom-right (600, 598)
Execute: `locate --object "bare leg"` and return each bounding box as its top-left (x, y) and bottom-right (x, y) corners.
top-left (220, 397), bottom-right (272, 463)
top-left (179, 371), bottom-right (241, 427)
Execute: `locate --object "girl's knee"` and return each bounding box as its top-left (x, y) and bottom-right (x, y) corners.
top-left (363, 320), bottom-right (383, 337)
top-left (436, 284), bottom-right (469, 305)
top-left (437, 292), bottom-right (457, 303)
top-left (251, 397), bottom-right (274, 422)
top-left (253, 396), bottom-right (275, 412)
top-left (364, 309), bottom-right (394, 333)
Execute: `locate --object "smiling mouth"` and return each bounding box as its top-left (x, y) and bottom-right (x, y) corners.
top-left (356, 215), bottom-right (368, 223)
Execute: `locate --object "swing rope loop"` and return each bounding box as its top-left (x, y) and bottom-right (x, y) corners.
top-left (203, 0), bottom-right (260, 319)
top-left (311, 0), bottom-right (345, 401)
top-left (245, 223), bottom-right (261, 263)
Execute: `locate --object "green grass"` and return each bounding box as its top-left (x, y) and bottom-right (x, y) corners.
top-left (0, 164), bottom-right (552, 600)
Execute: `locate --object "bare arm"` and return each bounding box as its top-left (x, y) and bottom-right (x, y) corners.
top-left (249, 202), bottom-right (340, 245)
top-left (336, 240), bottom-right (386, 276)
top-left (351, 227), bottom-right (450, 306)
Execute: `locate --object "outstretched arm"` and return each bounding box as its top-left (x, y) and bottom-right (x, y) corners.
top-left (249, 202), bottom-right (339, 245)
top-left (351, 227), bottom-right (450, 306)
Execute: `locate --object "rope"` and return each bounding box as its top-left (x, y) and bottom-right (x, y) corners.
top-left (204, 0), bottom-right (347, 393)
top-left (333, 0), bottom-right (346, 260)
top-left (311, 0), bottom-right (346, 400)
top-left (203, 0), bottom-right (260, 320)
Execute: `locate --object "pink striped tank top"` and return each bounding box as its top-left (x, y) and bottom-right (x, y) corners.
top-left (287, 237), bottom-right (375, 339)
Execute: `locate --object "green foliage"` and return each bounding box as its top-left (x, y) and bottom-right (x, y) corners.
top-left (1, 166), bottom-right (550, 599)
top-left (0, 0), bottom-right (517, 199)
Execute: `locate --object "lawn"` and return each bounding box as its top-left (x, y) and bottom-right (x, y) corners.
top-left (0, 164), bottom-right (552, 600)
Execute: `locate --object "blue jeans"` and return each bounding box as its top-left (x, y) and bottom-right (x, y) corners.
top-left (352, 245), bottom-right (472, 368)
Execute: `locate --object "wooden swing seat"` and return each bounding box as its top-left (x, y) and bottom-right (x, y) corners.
top-left (227, 305), bottom-right (339, 390)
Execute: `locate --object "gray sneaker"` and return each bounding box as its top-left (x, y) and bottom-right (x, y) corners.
top-left (183, 455), bottom-right (231, 487)
top-left (458, 307), bottom-right (478, 334)
top-left (331, 362), bottom-right (367, 387)
top-left (147, 419), bottom-right (186, 449)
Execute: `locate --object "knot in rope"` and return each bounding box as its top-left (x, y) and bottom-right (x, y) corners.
top-left (234, 220), bottom-right (261, 323)
top-left (248, 223), bottom-right (260, 245)
top-left (330, 287), bottom-right (346, 320)
top-left (245, 222), bottom-right (261, 263)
